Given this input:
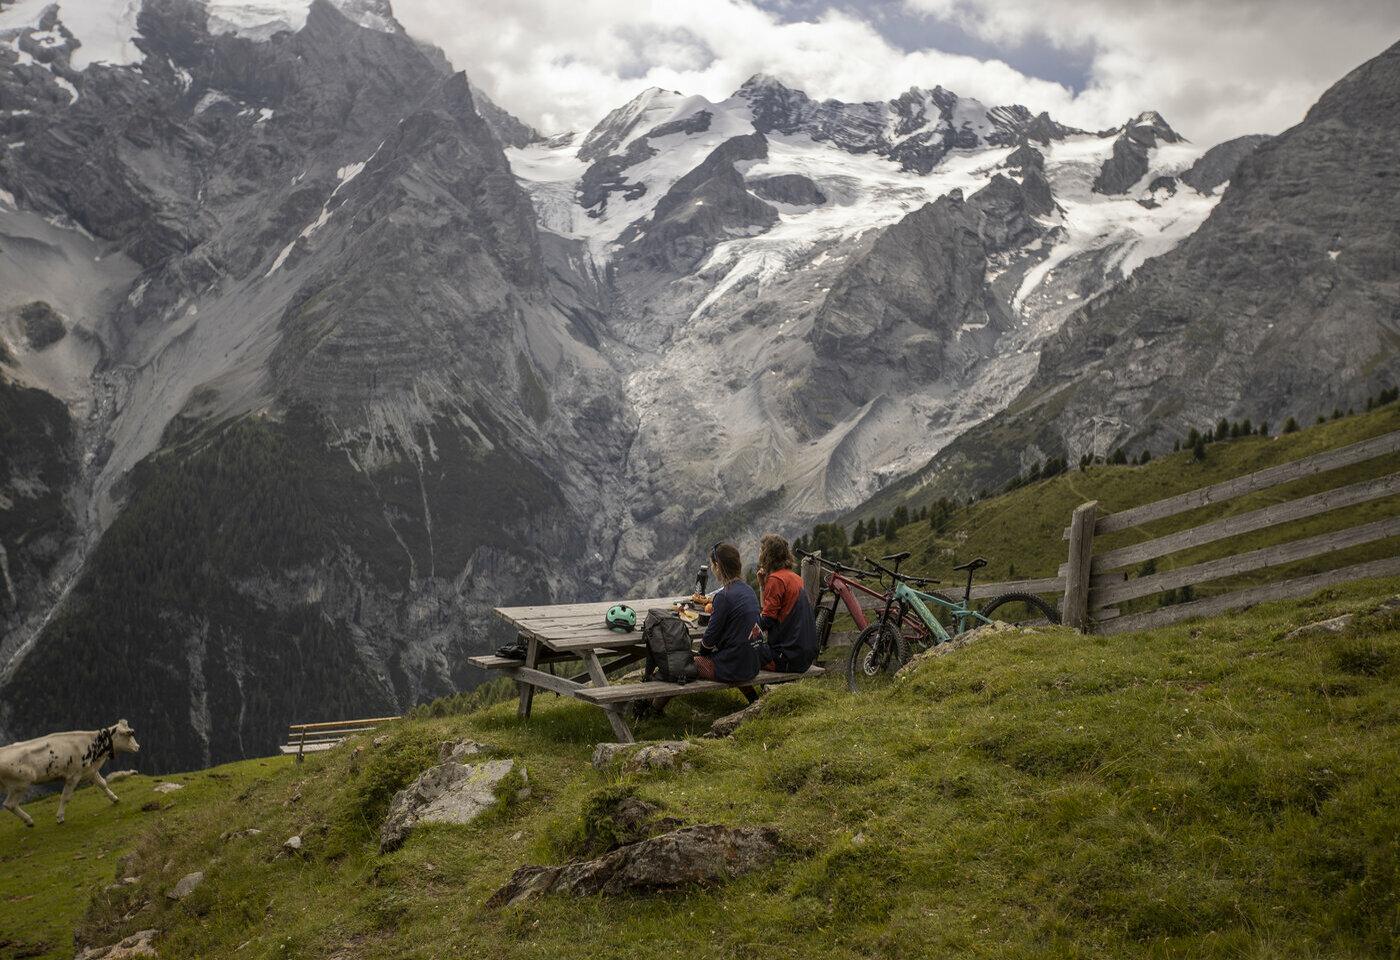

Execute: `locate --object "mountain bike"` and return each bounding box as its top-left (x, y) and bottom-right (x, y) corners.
top-left (846, 552), bottom-right (1060, 692)
top-left (795, 549), bottom-right (929, 652)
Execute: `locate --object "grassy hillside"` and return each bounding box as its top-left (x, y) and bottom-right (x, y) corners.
top-left (5, 576), bottom-right (1398, 959)
top-left (834, 404), bottom-right (1399, 617)
top-left (0, 757), bottom-right (281, 959)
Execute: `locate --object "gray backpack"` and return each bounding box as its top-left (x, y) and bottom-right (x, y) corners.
top-left (642, 609), bottom-right (698, 684)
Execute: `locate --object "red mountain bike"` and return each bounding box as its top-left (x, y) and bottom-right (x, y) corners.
top-left (796, 549), bottom-right (933, 652)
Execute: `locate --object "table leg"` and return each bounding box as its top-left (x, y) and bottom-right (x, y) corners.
top-left (566, 649), bottom-right (643, 685)
top-left (581, 650), bottom-right (635, 744)
top-left (517, 634), bottom-right (539, 720)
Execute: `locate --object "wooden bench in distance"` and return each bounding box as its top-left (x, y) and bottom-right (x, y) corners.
top-left (281, 716), bottom-right (400, 761)
top-left (573, 666), bottom-right (825, 705)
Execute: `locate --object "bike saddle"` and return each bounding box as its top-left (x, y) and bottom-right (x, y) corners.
top-left (881, 551), bottom-right (912, 563)
top-left (952, 557), bottom-right (988, 572)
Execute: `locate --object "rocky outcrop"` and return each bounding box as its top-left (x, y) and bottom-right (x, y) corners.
top-left (738, 76), bottom-right (1080, 175)
top-left (379, 757), bottom-right (525, 852)
top-left (900, 38), bottom-right (1400, 497)
top-left (0, 0), bottom-right (640, 772)
top-left (1093, 112), bottom-right (1184, 194)
top-left (896, 621), bottom-right (1036, 677)
top-left (166, 871), bottom-right (204, 900)
top-left (591, 740), bottom-right (693, 773)
top-left (748, 173), bottom-right (825, 206)
top-left (486, 825), bottom-right (781, 907)
top-left (469, 84), bottom-right (541, 149)
top-left (626, 133), bottom-right (777, 271)
top-left (74, 929), bottom-right (159, 960)
top-left (797, 181), bottom-right (1013, 430)
top-left (1180, 134), bottom-right (1273, 194)
top-left (707, 698), bottom-right (768, 738)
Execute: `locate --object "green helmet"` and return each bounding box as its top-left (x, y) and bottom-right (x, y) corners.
top-left (604, 604), bottom-right (637, 632)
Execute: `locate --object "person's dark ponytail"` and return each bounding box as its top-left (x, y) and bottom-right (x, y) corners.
top-left (712, 542), bottom-right (743, 583)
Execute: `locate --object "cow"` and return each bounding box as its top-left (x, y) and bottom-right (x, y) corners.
top-left (0, 720), bottom-right (141, 827)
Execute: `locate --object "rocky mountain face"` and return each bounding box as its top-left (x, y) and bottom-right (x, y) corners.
top-left (862, 39), bottom-right (1400, 509)
top-left (0, 0), bottom-right (634, 770)
top-left (2, 0), bottom-right (1357, 772)
top-left (507, 73), bottom-right (1237, 590)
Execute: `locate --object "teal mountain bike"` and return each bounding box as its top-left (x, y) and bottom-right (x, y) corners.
top-left (846, 552), bottom-right (1060, 692)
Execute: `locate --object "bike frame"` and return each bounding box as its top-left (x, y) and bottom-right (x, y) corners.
top-left (817, 568), bottom-right (928, 640)
top-left (880, 581), bottom-right (992, 644)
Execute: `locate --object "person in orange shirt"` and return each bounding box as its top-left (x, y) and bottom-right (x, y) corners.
top-left (752, 534), bottom-right (819, 673)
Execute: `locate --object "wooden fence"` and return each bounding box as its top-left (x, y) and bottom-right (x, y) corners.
top-left (799, 429), bottom-right (1399, 636)
top-left (1060, 430), bottom-right (1400, 633)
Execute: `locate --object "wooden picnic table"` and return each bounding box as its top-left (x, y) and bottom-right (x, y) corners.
top-left (467, 594), bottom-right (822, 743)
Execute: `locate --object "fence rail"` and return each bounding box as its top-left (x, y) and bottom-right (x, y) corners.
top-left (282, 715), bottom-right (400, 761)
top-left (1059, 429), bottom-right (1400, 632)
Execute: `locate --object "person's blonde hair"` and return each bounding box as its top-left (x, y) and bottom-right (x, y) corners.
top-left (758, 533), bottom-right (795, 574)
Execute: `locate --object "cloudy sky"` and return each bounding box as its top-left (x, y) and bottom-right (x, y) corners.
top-left (391, 0), bottom-right (1400, 147)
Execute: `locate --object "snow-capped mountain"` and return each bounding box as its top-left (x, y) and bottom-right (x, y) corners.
top-left (0, 0), bottom-right (632, 769)
top-left (5, 0), bottom-right (1379, 772)
top-left (862, 40), bottom-right (1400, 510)
top-left (503, 73), bottom-right (1234, 589)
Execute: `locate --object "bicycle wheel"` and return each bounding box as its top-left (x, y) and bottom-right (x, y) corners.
top-left (977, 592), bottom-right (1061, 627)
top-left (814, 605), bottom-right (834, 652)
top-left (846, 622), bottom-right (910, 692)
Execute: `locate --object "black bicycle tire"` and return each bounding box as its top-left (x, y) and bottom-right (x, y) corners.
top-left (845, 622), bottom-right (911, 693)
top-left (977, 591), bottom-right (1061, 626)
top-left (814, 605), bottom-right (835, 652)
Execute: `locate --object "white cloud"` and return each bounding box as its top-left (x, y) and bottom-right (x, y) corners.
top-left (904, 0), bottom-right (1400, 144)
top-left (390, 0), bottom-right (1399, 146)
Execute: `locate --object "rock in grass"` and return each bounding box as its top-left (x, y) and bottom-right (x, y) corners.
top-left (166, 870), bottom-right (204, 900)
top-left (439, 740), bottom-right (488, 763)
top-left (896, 620), bottom-right (1032, 677)
top-left (152, 782), bottom-right (183, 794)
top-left (487, 825), bottom-right (781, 907)
top-left (75, 928), bottom-right (158, 959)
top-left (379, 758), bottom-right (525, 853)
top-left (708, 699), bottom-right (768, 738)
top-left (591, 740), bottom-right (692, 773)
top-left (1284, 614), bottom-right (1355, 641)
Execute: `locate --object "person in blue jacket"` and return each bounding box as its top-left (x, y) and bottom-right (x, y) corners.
top-left (695, 542), bottom-right (761, 683)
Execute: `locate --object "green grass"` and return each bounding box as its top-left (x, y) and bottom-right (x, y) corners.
top-left (6, 577), bottom-right (1398, 959)
top-left (0, 757), bottom-right (283, 959)
top-left (849, 404), bottom-right (1399, 617)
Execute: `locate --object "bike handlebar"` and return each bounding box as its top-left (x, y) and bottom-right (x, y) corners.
top-left (794, 549), bottom-right (877, 580)
top-left (870, 559), bottom-right (941, 587)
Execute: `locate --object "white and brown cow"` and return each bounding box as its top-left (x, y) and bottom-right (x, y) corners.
top-left (0, 720), bottom-right (141, 826)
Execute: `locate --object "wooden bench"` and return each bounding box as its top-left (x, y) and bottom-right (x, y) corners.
top-left (476, 596), bottom-right (827, 743)
top-left (281, 716), bottom-right (400, 761)
top-left (572, 666), bottom-right (825, 705)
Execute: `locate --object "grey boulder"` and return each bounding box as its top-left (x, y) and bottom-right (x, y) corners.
top-left (590, 740), bottom-right (692, 773)
top-left (380, 758), bottom-right (525, 852)
top-left (707, 699), bottom-right (769, 738)
top-left (74, 929), bottom-right (159, 960)
top-left (487, 824), bottom-right (781, 907)
top-left (166, 870), bottom-right (204, 900)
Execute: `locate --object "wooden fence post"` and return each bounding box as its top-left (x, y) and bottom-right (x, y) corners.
top-left (1062, 501), bottom-right (1098, 632)
top-left (801, 550), bottom-right (822, 603)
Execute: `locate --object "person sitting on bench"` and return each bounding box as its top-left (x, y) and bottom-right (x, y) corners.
top-left (752, 533), bottom-right (819, 673)
top-left (695, 542), bottom-right (761, 683)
